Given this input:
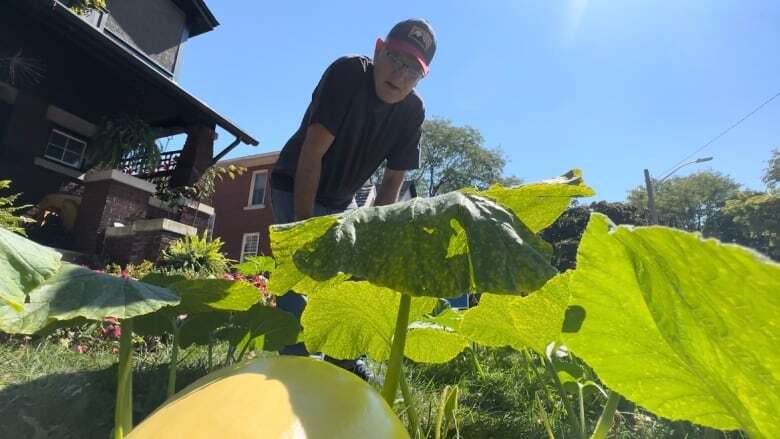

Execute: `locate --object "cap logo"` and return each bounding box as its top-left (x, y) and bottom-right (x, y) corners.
top-left (408, 26), bottom-right (433, 51)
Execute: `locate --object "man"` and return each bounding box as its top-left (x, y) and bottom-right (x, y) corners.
top-left (269, 19), bottom-right (437, 380)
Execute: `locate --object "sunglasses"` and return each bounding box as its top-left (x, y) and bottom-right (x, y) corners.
top-left (382, 50), bottom-right (425, 82)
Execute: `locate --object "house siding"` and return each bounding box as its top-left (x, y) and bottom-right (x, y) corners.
top-left (212, 161), bottom-right (277, 260)
top-left (104, 0), bottom-right (187, 74)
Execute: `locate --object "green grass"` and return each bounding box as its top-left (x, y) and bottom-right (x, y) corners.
top-left (1, 337), bottom-right (742, 439)
top-left (0, 337), bottom-right (228, 439)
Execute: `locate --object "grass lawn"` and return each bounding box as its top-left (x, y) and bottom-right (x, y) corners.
top-left (1, 337), bottom-right (736, 439)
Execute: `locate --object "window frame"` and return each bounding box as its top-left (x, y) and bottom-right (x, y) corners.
top-left (246, 170), bottom-right (268, 208)
top-left (43, 127), bottom-right (88, 169)
top-left (240, 232), bottom-right (260, 263)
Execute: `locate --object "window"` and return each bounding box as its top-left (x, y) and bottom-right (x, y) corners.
top-left (44, 128), bottom-right (87, 169)
top-left (247, 170), bottom-right (268, 207)
top-left (240, 232), bottom-right (260, 262)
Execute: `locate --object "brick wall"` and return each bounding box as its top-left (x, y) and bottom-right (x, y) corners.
top-left (103, 229), bottom-right (181, 266)
top-left (74, 177), bottom-right (150, 254)
top-left (212, 161), bottom-right (276, 260)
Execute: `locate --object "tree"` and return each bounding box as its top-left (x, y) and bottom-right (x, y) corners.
top-left (627, 171), bottom-right (740, 232)
top-left (541, 201), bottom-right (648, 271)
top-left (763, 148), bottom-right (779, 192)
top-left (387, 118), bottom-right (518, 197)
top-left (709, 191), bottom-right (780, 261)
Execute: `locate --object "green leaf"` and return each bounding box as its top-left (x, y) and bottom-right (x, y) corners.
top-left (460, 271), bottom-right (572, 354)
top-left (169, 279), bottom-right (260, 313)
top-left (0, 228), bottom-right (62, 311)
top-left (300, 281), bottom-right (436, 360)
top-left (0, 263), bottom-right (179, 334)
top-left (564, 213), bottom-right (780, 437)
top-left (405, 327), bottom-right (469, 364)
top-left (272, 191), bottom-right (557, 298)
top-left (139, 273), bottom-right (187, 288)
top-left (132, 311), bottom-right (176, 337)
top-left (229, 304), bottom-right (301, 352)
top-left (423, 307), bottom-right (463, 332)
top-left (268, 215), bottom-right (339, 295)
top-left (463, 169), bottom-right (595, 233)
top-left (178, 312), bottom-right (231, 348)
top-left (234, 256), bottom-right (276, 276)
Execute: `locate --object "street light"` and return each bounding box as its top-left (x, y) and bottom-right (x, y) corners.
top-left (643, 156), bottom-right (714, 225)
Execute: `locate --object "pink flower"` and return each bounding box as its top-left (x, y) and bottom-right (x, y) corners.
top-left (74, 344), bottom-right (86, 354)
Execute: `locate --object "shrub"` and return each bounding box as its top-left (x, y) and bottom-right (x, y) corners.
top-left (159, 231), bottom-right (231, 276)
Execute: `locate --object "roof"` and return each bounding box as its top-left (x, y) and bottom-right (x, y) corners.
top-left (19, 0), bottom-right (258, 146)
top-left (217, 151), bottom-right (280, 168)
top-left (171, 0), bottom-right (219, 37)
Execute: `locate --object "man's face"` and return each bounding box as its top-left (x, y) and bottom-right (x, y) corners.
top-left (373, 39), bottom-right (425, 104)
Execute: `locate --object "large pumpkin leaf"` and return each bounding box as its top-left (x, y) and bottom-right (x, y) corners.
top-left (464, 169), bottom-right (595, 233)
top-left (0, 263), bottom-right (179, 334)
top-left (169, 279), bottom-right (260, 313)
top-left (229, 304), bottom-right (301, 352)
top-left (234, 256), bottom-right (276, 276)
top-left (301, 281), bottom-right (437, 360)
top-left (139, 273), bottom-right (188, 288)
top-left (134, 277), bottom-right (262, 338)
top-left (177, 312), bottom-right (231, 348)
top-left (0, 228), bottom-right (62, 311)
top-left (273, 191), bottom-right (557, 298)
top-left (406, 327), bottom-right (470, 364)
top-left (563, 213), bottom-right (780, 438)
top-left (461, 271), bottom-right (572, 354)
top-left (268, 216), bottom-right (340, 295)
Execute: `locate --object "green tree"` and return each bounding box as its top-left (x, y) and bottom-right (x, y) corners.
top-left (371, 119), bottom-right (519, 195)
top-left (397, 118), bottom-right (516, 196)
top-left (627, 171), bottom-right (740, 232)
top-left (763, 148), bottom-right (779, 192)
top-left (709, 191), bottom-right (780, 261)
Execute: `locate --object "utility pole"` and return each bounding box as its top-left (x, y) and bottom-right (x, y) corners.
top-left (643, 157), bottom-right (712, 226)
top-left (644, 169), bottom-right (658, 225)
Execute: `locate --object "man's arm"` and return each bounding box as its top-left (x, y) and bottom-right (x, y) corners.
top-left (294, 123), bottom-right (335, 220)
top-left (375, 168), bottom-right (406, 206)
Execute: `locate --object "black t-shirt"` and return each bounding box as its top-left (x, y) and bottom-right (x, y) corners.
top-left (271, 55), bottom-right (424, 209)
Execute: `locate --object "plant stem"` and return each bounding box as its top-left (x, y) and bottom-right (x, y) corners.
top-left (467, 344), bottom-right (485, 379)
top-left (114, 319), bottom-right (134, 439)
top-left (578, 384), bottom-right (586, 436)
top-left (434, 386), bottom-right (448, 439)
top-left (399, 371), bottom-right (422, 439)
top-left (535, 393), bottom-right (555, 439)
top-left (207, 335), bottom-right (214, 372)
top-left (381, 293), bottom-right (411, 405)
top-left (590, 391), bottom-right (621, 439)
top-left (543, 354), bottom-right (583, 439)
top-left (167, 322), bottom-right (180, 398)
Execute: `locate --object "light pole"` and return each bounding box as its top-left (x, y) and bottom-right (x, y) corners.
top-left (644, 157), bottom-right (713, 225)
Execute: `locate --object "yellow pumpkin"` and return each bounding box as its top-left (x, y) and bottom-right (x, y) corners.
top-left (127, 356), bottom-right (409, 439)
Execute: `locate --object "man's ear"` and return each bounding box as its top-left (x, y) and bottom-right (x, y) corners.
top-left (374, 38), bottom-right (385, 59)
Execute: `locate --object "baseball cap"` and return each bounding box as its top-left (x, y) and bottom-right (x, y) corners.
top-left (386, 19), bottom-right (437, 75)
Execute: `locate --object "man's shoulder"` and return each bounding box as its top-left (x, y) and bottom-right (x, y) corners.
top-left (402, 90), bottom-right (425, 124)
top-left (327, 55), bottom-right (372, 78)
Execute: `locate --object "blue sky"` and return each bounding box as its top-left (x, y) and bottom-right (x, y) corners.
top-left (177, 1), bottom-right (779, 201)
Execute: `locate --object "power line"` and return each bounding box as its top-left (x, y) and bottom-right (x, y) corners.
top-left (660, 89), bottom-right (780, 177)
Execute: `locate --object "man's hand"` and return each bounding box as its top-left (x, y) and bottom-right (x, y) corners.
top-left (294, 124), bottom-right (335, 220)
top-left (375, 168), bottom-right (406, 206)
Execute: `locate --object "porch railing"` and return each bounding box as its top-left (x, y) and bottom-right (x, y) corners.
top-left (118, 150), bottom-right (181, 183)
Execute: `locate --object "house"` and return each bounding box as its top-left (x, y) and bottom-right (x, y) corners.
top-left (211, 151), bottom-right (278, 262)
top-left (0, 0), bottom-right (258, 265)
top-left (211, 152), bottom-right (418, 262)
